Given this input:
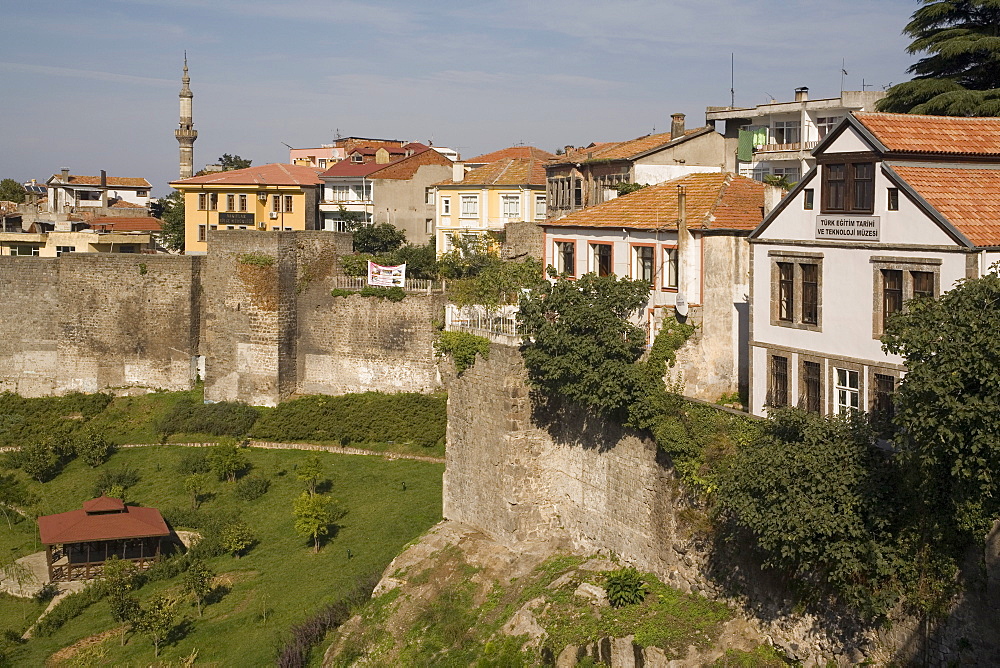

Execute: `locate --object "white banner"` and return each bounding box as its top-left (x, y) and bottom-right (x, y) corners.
top-left (367, 261), bottom-right (406, 287)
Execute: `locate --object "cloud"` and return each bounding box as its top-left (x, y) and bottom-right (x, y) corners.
top-left (0, 62), bottom-right (175, 87)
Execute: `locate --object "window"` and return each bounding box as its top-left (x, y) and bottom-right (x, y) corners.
top-left (770, 355), bottom-right (789, 407)
top-left (803, 188), bottom-right (814, 210)
top-left (198, 193), bottom-right (207, 210)
top-left (283, 195), bottom-right (293, 213)
top-left (318, 159), bottom-right (327, 168)
top-left (198, 225), bottom-right (207, 242)
top-left (887, 188), bottom-right (899, 211)
top-left (872, 373), bottom-right (896, 421)
top-left (55, 246), bottom-right (75, 256)
top-left (753, 166), bottom-right (799, 183)
top-left (351, 154), bottom-right (363, 163)
top-left (772, 120), bottom-right (800, 144)
top-left (227, 194), bottom-right (236, 211)
top-left (272, 195), bottom-right (281, 213)
top-left (118, 246), bottom-right (136, 254)
top-left (816, 116), bottom-right (843, 139)
top-left (425, 218), bottom-right (433, 235)
top-left (555, 241), bottom-right (576, 276)
top-left (770, 252), bottom-right (823, 329)
top-left (535, 195), bottom-right (546, 220)
top-left (441, 198), bottom-right (451, 215)
top-left (425, 188), bottom-right (435, 205)
top-left (662, 246), bottom-right (678, 289)
top-left (821, 160), bottom-right (875, 213)
top-left (871, 257), bottom-right (941, 336)
top-left (210, 225), bottom-right (217, 231)
top-left (11, 245), bottom-right (39, 256)
top-left (590, 243), bottom-right (612, 276)
top-left (801, 360), bottom-right (822, 413)
top-left (238, 194), bottom-right (247, 212)
top-left (834, 367), bottom-right (860, 414)
top-left (633, 245), bottom-right (654, 284)
top-left (502, 195), bottom-right (520, 218)
top-left (442, 232), bottom-right (455, 253)
top-left (573, 179), bottom-right (583, 207)
top-left (460, 195), bottom-right (478, 218)
top-left (136, 190), bottom-right (148, 197)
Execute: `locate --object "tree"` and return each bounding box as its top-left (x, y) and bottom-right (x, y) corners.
top-left (73, 429), bottom-right (114, 467)
top-left (20, 440), bottom-right (59, 483)
top-left (447, 257), bottom-right (544, 311)
top-left (219, 520), bottom-right (254, 558)
top-left (0, 179), bottom-right (25, 204)
top-left (296, 455), bottom-right (325, 496)
top-left (208, 443), bottom-right (250, 483)
top-left (136, 595), bottom-right (176, 657)
top-left (878, 1), bottom-right (1000, 115)
top-left (517, 273), bottom-right (651, 421)
top-left (351, 222), bottom-right (407, 255)
top-left (882, 268), bottom-right (1000, 538)
top-left (218, 154), bottom-right (252, 171)
top-left (183, 559), bottom-right (214, 616)
top-left (155, 190), bottom-right (185, 252)
top-left (183, 473), bottom-right (211, 510)
top-left (293, 492), bottom-right (346, 553)
top-left (103, 557), bottom-right (140, 645)
top-left (0, 472), bottom-right (37, 530)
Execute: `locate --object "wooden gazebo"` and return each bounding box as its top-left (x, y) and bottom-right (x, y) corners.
top-left (37, 496), bottom-right (171, 582)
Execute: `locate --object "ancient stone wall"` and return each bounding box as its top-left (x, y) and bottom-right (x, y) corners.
top-left (443, 344), bottom-right (1000, 666)
top-left (0, 254), bottom-right (201, 396)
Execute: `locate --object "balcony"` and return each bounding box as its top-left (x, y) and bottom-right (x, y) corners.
top-left (754, 141), bottom-right (818, 154)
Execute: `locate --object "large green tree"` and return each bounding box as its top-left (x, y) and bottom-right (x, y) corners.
top-left (878, 0), bottom-right (1000, 115)
top-left (0, 178), bottom-right (25, 203)
top-left (218, 153), bottom-right (252, 171)
top-left (517, 273), bottom-right (651, 421)
top-left (351, 222), bottom-right (407, 255)
top-left (882, 269), bottom-right (1000, 538)
top-left (154, 190), bottom-right (185, 252)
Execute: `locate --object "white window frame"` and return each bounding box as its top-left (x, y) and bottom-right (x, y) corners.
top-left (772, 120), bottom-right (801, 144)
top-left (441, 197), bottom-right (451, 215)
top-left (460, 195), bottom-right (479, 218)
top-left (535, 195), bottom-right (546, 220)
top-left (834, 367), bottom-right (860, 414)
top-left (501, 194), bottom-right (520, 219)
top-left (554, 240), bottom-right (576, 276)
top-left (662, 246), bottom-right (678, 289)
top-left (631, 244), bottom-right (654, 283)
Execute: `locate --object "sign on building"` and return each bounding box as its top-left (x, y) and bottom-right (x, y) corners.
top-left (367, 261), bottom-right (406, 287)
top-left (815, 215), bottom-right (880, 241)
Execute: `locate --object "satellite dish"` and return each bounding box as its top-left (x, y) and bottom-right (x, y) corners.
top-left (674, 292), bottom-right (689, 317)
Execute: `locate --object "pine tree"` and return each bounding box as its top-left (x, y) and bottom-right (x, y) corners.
top-left (879, 0), bottom-right (1000, 115)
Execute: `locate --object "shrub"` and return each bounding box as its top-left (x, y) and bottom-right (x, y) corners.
top-left (92, 465), bottom-right (141, 498)
top-left (0, 392), bottom-right (112, 448)
top-left (603, 567), bottom-right (648, 608)
top-left (32, 583), bottom-right (104, 636)
top-left (74, 429), bottom-right (115, 467)
top-left (157, 398), bottom-right (259, 438)
top-left (251, 392), bottom-right (446, 448)
top-left (238, 252), bottom-right (275, 267)
top-left (435, 331), bottom-right (489, 374)
top-left (330, 288), bottom-right (355, 299)
top-left (359, 285), bottom-right (405, 302)
top-left (208, 444), bottom-right (251, 482)
top-left (220, 520), bottom-right (255, 558)
top-left (177, 449), bottom-right (211, 475)
top-left (234, 474), bottom-right (270, 501)
top-left (19, 440), bottom-right (61, 482)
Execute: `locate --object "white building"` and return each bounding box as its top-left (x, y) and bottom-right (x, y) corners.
top-left (543, 172), bottom-right (776, 401)
top-left (46, 169), bottom-right (151, 214)
top-left (706, 88), bottom-right (885, 184)
top-left (749, 112), bottom-right (1000, 418)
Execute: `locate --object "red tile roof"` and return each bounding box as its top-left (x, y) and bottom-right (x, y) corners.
top-left (544, 172), bottom-right (765, 231)
top-left (551, 128), bottom-right (711, 165)
top-left (89, 217), bottom-right (163, 232)
top-left (854, 112), bottom-right (1000, 156)
top-left (891, 164), bottom-right (1000, 246)
top-left (368, 148), bottom-right (452, 180)
top-left (170, 164), bottom-right (323, 187)
top-left (437, 158), bottom-right (547, 187)
top-left (467, 146), bottom-right (556, 164)
top-left (49, 175), bottom-right (151, 188)
top-left (37, 497), bottom-right (171, 545)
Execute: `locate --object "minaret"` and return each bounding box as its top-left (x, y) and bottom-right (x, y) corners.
top-left (175, 53), bottom-right (198, 179)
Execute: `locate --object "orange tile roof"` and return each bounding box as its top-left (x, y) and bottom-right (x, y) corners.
top-left (854, 113), bottom-right (1000, 156)
top-left (170, 163), bottom-right (322, 187)
top-left (552, 128), bottom-right (710, 165)
top-left (89, 217), bottom-right (163, 232)
top-left (111, 200), bottom-right (145, 208)
top-left (50, 175), bottom-right (151, 188)
top-left (368, 147), bottom-right (452, 180)
top-left (891, 165), bottom-right (1000, 246)
top-left (437, 158), bottom-right (547, 187)
top-left (544, 172), bottom-right (765, 231)
top-left (467, 146), bottom-right (556, 164)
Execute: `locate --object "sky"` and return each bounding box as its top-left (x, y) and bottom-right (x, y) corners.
top-left (0, 0), bottom-right (917, 197)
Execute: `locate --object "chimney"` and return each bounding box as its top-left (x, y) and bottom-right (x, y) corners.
top-left (60, 167), bottom-right (70, 182)
top-left (670, 113), bottom-right (686, 139)
top-left (564, 145), bottom-right (574, 155)
top-left (452, 161), bottom-right (465, 183)
top-left (100, 170), bottom-right (108, 207)
top-left (795, 87), bottom-right (809, 102)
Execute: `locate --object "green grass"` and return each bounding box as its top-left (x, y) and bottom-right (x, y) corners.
top-left (3, 445), bottom-right (443, 666)
top-left (0, 593), bottom-right (46, 639)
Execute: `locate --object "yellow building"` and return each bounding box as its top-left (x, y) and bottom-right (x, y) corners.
top-left (169, 163), bottom-right (322, 254)
top-left (433, 152), bottom-right (550, 256)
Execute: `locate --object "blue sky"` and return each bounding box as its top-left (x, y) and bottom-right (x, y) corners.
top-left (0, 0), bottom-right (916, 196)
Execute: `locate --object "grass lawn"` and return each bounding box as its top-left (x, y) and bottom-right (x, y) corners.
top-left (4, 445), bottom-right (443, 666)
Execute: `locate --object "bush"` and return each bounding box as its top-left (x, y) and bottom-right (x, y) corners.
top-left (603, 567), bottom-right (648, 608)
top-left (435, 331), bottom-right (489, 374)
top-left (177, 449), bottom-right (211, 475)
top-left (0, 392), bottom-right (112, 448)
top-left (234, 474), bottom-right (270, 501)
top-left (92, 465), bottom-right (141, 498)
top-left (32, 583), bottom-right (104, 636)
top-left (330, 288), bottom-right (355, 299)
top-left (160, 506), bottom-right (202, 530)
top-left (74, 429), bottom-right (115, 467)
top-left (208, 444), bottom-right (251, 482)
top-left (251, 392), bottom-right (446, 448)
top-left (156, 398), bottom-right (259, 438)
top-left (19, 439), bottom-right (61, 482)
top-left (359, 286), bottom-right (406, 302)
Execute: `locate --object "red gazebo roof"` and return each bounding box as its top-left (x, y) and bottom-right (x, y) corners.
top-left (37, 496), bottom-right (170, 545)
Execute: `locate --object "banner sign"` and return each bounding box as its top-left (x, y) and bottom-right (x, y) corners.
top-left (367, 261), bottom-right (406, 287)
top-left (218, 212), bottom-right (254, 226)
top-left (815, 215), bottom-right (880, 241)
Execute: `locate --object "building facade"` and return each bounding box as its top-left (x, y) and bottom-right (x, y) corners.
top-left (706, 87), bottom-right (885, 184)
top-left (543, 172), bottom-right (776, 401)
top-left (546, 114), bottom-right (736, 220)
top-left (748, 112), bottom-right (1000, 417)
top-left (46, 170), bottom-right (151, 214)
top-left (170, 163), bottom-right (322, 254)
